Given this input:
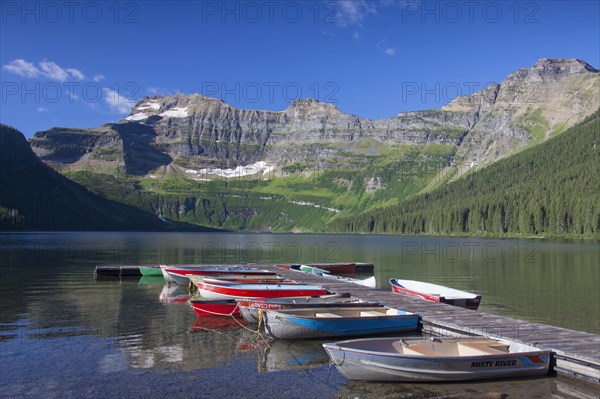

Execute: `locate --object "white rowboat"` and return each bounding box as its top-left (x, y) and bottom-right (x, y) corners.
top-left (323, 337), bottom-right (550, 382)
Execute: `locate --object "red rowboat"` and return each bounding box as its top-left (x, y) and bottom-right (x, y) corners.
top-left (197, 280), bottom-right (328, 300)
top-left (389, 279), bottom-right (481, 310)
top-left (202, 277), bottom-right (297, 285)
top-left (190, 300), bottom-right (241, 317)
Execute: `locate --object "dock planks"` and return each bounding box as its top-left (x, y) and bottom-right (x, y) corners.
top-left (257, 263), bottom-right (600, 384)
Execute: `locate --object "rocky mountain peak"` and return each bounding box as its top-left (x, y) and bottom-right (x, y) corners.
top-left (532, 58), bottom-right (598, 74)
top-left (285, 98), bottom-right (342, 116)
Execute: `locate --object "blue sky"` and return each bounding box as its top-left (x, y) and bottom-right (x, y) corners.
top-left (1, 0), bottom-right (599, 137)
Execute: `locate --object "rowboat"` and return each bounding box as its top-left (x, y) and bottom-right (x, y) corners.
top-left (202, 277), bottom-right (297, 285)
top-left (161, 269), bottom-right (194, 285)
top-left (263, 307), bottom-right (419, 339)
top-left (307, 263), bottom-right (356, 274)
top-left (277, 263), bottom-right (356, 275)
top-left (390, 279), bottom-right (481, 310)
top-left (190, 300), bottom-right (241, 317)
top-left (196, 280), bottom-right (329, 300)
top-left (323, 337), bottom-right (550, 382)
top-left (187, 274), bottom-right (287, 288)
top-left (160, 265), bottom-right (278, 285)
top-left (161, 265), bottom-right (279, 285)
top-left (139, 266), bottom-right (163, 276)
top-left (237, 296), bottom-right (382, 323)
top-left (290, 264), bottom-right (376, 288)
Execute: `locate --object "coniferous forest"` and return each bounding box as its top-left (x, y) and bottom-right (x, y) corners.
top-left (329, 109), bottom-right (600, 238)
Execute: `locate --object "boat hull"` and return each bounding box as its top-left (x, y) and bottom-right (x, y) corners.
top-left (307, 263), bottom-right (356, 274)
top-left (162, 265), bottom-right (277, 276)
top-left (160, 265), bottom-right (277, 285)
top-left (264, 308), bottom-right (419, 339)
top-left (238, 298), bottom-right (381, 323)
top-left (161, 269), bottom-right (193, 285)
top-left (323, 338), bottom-right (550, 382)
top-left (190, 300), bottom-right (240, 317)
top-left (197, 282), bottom-right (328, 300)
top-left (278, 263), bottom-right (356, 275)
top-left (390, 279), bottom-right (481, 310)
top-left (139, 267), bottom-right (163, 276)
top-left (290, 265), bottom-right (376, 288)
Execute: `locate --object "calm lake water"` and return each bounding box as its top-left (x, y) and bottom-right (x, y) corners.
top-left (1, 232), bottom-right (598, 398)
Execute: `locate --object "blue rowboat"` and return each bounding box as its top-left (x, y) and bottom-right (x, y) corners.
top-left (263, 307), bottom-right (419, 339)
top-left (323, 337), bottom-right (551, 382)
top-left (237, 295), bottom-right (382, 323)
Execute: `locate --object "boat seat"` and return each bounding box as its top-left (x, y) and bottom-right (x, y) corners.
top-left (403, 345), bottom-right (444, 356)
top-left (360, 311), bottom-right (384, 317)
top-left (315, 312), bottom-right (342, 318)
top-left (457, 342), bottom-right (509, 355)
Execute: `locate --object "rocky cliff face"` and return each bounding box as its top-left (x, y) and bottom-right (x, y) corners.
top-left (31, 58), bottom-right (599, 179)
top-left (446, 58), bottom-right (599, 168)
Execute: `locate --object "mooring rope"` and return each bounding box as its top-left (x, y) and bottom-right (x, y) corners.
top-left (191, 302), bottom-right (271, 345)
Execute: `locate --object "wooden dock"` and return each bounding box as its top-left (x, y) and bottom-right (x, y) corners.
top-left (260, 264), bottom-right (600, 385)
top-left (94, 265), bottom-right (153, 277)
top-left (93, 262), bottom-right (599, 384)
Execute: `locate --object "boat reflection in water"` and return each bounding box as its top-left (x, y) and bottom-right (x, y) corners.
top-left (159, 284), bottom-right (189, 304)
top-left (190, 316), bottom-right (247, 331)
top-left (237, 339), bottom-right (331, 373)
top-left (138, 276), bottom-right (166, 285)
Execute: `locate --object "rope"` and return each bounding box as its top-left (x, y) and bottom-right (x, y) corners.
top-left (191, 301), bottom-right (272, 345)
top-left (327, 361), bottom-right (334, 399)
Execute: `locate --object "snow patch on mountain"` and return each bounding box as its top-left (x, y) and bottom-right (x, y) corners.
top-left (160, 107), bottom-right (188, 118)
top-left (138, 102), bottom-right (161, 110)
top-left (289, 200), bottom-right (340, 213)
top-left (126, 112), bottom-right (149, 121)
top-left (185, 161), bottom-right (272, 179)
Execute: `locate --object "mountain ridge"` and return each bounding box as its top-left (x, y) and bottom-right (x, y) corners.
top-left (16, 58), bottom-right (600, 233)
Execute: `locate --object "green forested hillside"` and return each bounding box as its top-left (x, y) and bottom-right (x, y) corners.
top-left (328, 110), bottom-right (600, 238)
top-left (0, 124), bottom-right (216, 232)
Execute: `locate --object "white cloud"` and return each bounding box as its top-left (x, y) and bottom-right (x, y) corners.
top-left (377, 38), bottom-right (397, 56)
top-left (332, 1), bottom-right (419, 29)
top-left (335, 0), bottom-right (377, 27)
top-left (103, 88), bottom-right (136, 115)
top-left (39, 60), bottom-right (69, 81)
top-left (66, 68), bottom-right (85, 80)
top-left (3, 59), bottom-right (86, 81)
top-left (37, 106), bottom-right (49, 112)
top-left (2, 59), bottom-right (40, 78)
top-left (352, 31), bottom-right (360, 40)
top-left (93, 74), bottom-right (106, 82)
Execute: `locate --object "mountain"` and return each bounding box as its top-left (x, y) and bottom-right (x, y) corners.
top-left (0, 125), bottom-right (216, 231)
top-left (329, 109), bottom-right (600, 237)
top-left (24, 58), bottom-right (600, 233)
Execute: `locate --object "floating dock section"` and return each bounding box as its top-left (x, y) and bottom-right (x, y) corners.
top-left (94, 262), bottom-right (374, 277)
